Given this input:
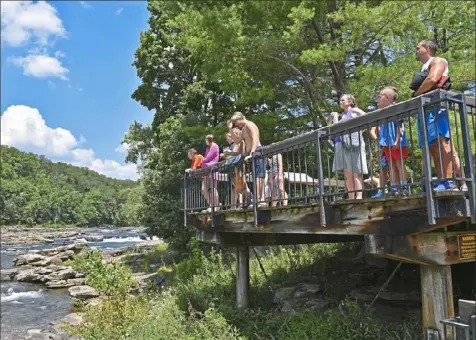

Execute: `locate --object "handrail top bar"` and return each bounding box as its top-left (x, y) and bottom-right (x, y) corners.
top-left (261, 89), bottom-right (474, 154)
top-left (186, 89), bottom-right (474, 175)
top-left (319, 89), bottom-right (474, 138)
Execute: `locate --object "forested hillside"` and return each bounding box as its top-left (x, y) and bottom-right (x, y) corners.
top-left (0, 145), bottom-right (142, 227)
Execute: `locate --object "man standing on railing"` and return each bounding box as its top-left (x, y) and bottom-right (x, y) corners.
top-left (228, 112), bottom-right (267, 207)
top-left (412, 39), bottom-right (467, 192)
top-left (370, 87), bottom-right (409, 197)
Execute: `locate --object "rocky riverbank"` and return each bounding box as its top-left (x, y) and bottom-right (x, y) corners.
top-left (1, 239), bottom-right (164, 340)
top-left (0, 226), bottom-right (146, 246)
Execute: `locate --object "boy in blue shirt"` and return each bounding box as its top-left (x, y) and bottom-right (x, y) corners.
top-left (370, 87), bottom-right (409, 197)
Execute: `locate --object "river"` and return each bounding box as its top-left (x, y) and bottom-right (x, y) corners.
top-left (1, 228), bottom-right (152, 340)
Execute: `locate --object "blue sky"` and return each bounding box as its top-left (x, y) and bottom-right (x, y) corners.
top-left (1, 1), bottom-right (152, 180)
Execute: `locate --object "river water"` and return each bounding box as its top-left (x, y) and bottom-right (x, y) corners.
top-left (1, 229), bottom-right (151, 340)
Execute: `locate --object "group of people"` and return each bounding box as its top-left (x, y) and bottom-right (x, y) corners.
top-left (330, 39), bottom-right (467, 199)
top-left (186, 112), bottom-right (288, 212)
top-left (187, 39), bottom-right (468, 212)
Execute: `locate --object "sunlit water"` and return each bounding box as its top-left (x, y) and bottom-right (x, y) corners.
top-left (1, 229), bottom-right (149, 340)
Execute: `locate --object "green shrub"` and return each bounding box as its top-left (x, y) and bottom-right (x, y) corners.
top-left (70, 249), bottom-right (136, 296)
top-left (69, 243), bottom-right (421, 340)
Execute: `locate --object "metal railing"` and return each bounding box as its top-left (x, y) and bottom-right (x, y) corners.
top-left (183, 89), bottom-right (476, 227)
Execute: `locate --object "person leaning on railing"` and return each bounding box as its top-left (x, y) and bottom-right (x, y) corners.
top-left (330, 94), bottom-right (368, 200)
top-left (186, 148), bottom-right (204, 172)
top-left (200, 134), bottom-right (221, 212)
top-left (410, 39), bottom-right (467, 192)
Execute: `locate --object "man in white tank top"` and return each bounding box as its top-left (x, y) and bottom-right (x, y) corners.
top-left (414, 39), bottom-right (467, 191)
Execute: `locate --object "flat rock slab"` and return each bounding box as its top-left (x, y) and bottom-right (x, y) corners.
top-left (69, 285), bottom-right (99, 299)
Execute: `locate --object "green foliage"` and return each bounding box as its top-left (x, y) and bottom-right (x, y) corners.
top-left (0, 145), bottom-right (143, 227)
top-left (70, 249), bottom-right (136, 296)
top-left (70, 243), bottom-right (421, 340)
top-left (136, 115), bottom-right (196, 248)
top-left (127, 0), bottom-right (476, 248)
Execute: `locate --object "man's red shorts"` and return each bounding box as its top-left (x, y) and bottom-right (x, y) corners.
top-left (382, 146), bottom-right (408, 162)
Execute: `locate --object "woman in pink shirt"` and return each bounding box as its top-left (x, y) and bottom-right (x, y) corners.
top-left (201, 134), bottom-right (220, 212)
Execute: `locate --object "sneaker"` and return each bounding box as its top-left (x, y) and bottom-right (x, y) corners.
top-left (444, 181), bottom-right (459, 191)
top-left (386, 188), bottom-right (398, 196)
top-left (433, 183), bottom-right (447, 192)
top-left (397, 188), bottom-right (409, 196)
top-left (460, 184), bottom-right (468, 192)
top-left (371, 190), bottom-right (384, 199)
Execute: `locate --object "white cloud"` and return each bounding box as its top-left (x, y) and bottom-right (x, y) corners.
top-left (0, 1), bottom-right (66, 47)
top-left (72, 148), bottom-right (138, 180)
top-left (9, 52), bottom-right (69, 80)
top-left (116, 8), bottom-right (124, 16)
top-left (114, 143), bottom-right (130, 154)
top-left (1, 105), bottom-right (78, 156)
top-left (1, 105), bottom-right (138, 180)
top-left (79, 1), bottom-right (92, 9)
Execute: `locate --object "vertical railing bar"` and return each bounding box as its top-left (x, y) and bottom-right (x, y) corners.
top-left (419, 96), bottom-right (437, 225)
top-left (458, 95), bottom-right (476, 223)
top-left (434, 101), bottom-right (445, 186)
top-left (183, 174), bottom-right (187, 226)
top-left (210, 167), bottom-right (215, 228)
top-left (408, 115), bottom-right (416, 192)
top-left (326, 137), bottom-right (332, 201)
top-left (298, 145), bottom-right (303, 201)
top-left (366, 123), bottom-right (374, 197)
top-left (448, 99), bottom-right (459, 184)
top-left (251, 153), bottom-right (258, 227)
top-left (304, 143), bottom-right (309, 203)
top-left (398, 113), bottom-right (405, 194)
top-left (316, 133), bottom-right (326, 226)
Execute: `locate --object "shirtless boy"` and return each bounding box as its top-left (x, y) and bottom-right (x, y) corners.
top-left (228, 112), bottom-right (266, 207)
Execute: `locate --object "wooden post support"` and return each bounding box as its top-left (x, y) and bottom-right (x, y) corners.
top-left (420, 265), bottom-right (455, 340)
top-left (236, 246), bottom-right (250, 309)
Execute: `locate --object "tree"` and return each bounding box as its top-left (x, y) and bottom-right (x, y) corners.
top-left (128, 0), bottom-right (476, 245)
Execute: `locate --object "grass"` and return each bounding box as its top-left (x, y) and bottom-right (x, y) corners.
top-left (67, 239), bottom-right (422, 340)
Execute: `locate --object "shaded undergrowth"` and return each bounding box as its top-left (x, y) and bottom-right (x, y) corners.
top-left (68, 240), bottom-right (424, 340)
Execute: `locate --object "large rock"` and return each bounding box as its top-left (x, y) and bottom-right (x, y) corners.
top-left (46, 267), bottom-right (78, 281)
top-left (84, 235), bottom-right (103, 242)
top-left (69, 285), bottom-right (99, 299)
top-left (46, 278), bottom-right (85, 288)
top-left (14, 253), bottom-right (46, 266)
top-left (1, 268), bottom-right (19, 281)
top-left (15, 269), bottom-right (42, 282)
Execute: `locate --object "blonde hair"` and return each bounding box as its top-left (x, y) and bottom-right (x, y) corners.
top-left (230, 111), bottom-right (245, 121)
top-left (340, 94), bottom-right (357, 108)
top-left (205, 134), bottom-right (214, 143)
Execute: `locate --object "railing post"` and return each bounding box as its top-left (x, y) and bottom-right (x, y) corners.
top-left (251, 152), bottom-right (258, 228)
top-left (210, 166), bottom-right (215, 228)
top-left (183, 174), bottom-right (188, 227)
top-left (457, 95), bottom-right (476, 223)
top-left (316, 132), bottom-right (326, 227)
top-left (419, 96), bottom-right (437, 225)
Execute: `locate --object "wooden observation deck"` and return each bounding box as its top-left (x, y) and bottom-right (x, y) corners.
top-left (183, 90), bottom-right (476, 339)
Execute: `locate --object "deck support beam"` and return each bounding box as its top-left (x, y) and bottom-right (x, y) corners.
top-left (236, 246), bottom-right (250, 309)
top-left (420, 265), bottom-right (455, 340)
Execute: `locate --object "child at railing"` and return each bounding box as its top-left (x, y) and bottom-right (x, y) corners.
top-left (331, 94), bottom-right (368, 199)
top-left (369, 87), bottom-right (409, 197)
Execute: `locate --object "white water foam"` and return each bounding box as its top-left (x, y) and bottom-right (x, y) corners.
top-left (101, 236), bottom-right (143, 243)
top-left (1, 289), bottom-right (43, 303)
